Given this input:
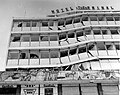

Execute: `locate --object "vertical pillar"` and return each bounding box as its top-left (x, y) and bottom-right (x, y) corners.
top-left (54, 84), bottom-right (58, 95)
top-left (16, 85), bottom-right (21, 95)
top-left (79, 84), bottom-right (82, 95)
top-left (97, 83), bottom-right (103, 95)
top-left (58, 84), bottom-right (62, 95)
top-left (40, 85), bottom-right (44, 95)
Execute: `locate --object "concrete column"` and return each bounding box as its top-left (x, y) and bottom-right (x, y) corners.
top-left (16, 85), bottom-right (21, 95)
top-left (54, 84), bottom-right (58, 95)
top-left (58, 84), bottom-right (62, 95)
top-left (40, 85), bottom-right (44, 95)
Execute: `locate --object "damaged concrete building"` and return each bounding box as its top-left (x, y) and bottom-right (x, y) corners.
top-left (0, 6), bottom-right (120, 95)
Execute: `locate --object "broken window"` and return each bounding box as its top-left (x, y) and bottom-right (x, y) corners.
top-left (59, 33), bottom-right (66, 40)
top-left (23, 21), bottom-right (31, 27)
top-left (30, 50), bottom-right (39, 59)
top-left (60, 49), bottom-right (68, 57)
top-left (13, 21), bottom-right (22, 27)
top-left (21, 35), bottom-right (30, 42)
top-left (106, 17), bottom-right (114, 21)
top-left (82, 17), bottom-right (89, 21)
top-left (105, 42), bottom-right (114, 50)
top-left (114, 42), bottom-right (120, 50)
top-left (98, 16), bottom-right (105, 21)
top-left (101, 30), bottom-right (108, 35)
top-left (78, 45), bottom-right (86, 53)
top-left (110, 29), bottom-right (119, 34)
top-left (69, 47), bottom-right (77, 55)
top-left (19, 50), bottom-right (29, 59)
top-left (40, 35), bottom-right (49, 41)
top-left (8, 50), bottom-right (19, 59)
top-left (11, 34), bottom-right (21, 42)
top-left (50, 50), bottom-right (59, 58)
top-left (76, 30), bottom-right (83, 37)
top-left (49, 21), bottom-right (54, 26)
top-left (42, 21), bottom-right (48, 27)
top-left (32, 21), bottom-right (38, 27)
top-left (114, 17), bottom-right (120, 21)
top-left (41, 50), bottom-right (49, 58)
top-left (58, 20), bottom-right (64, 26)
top-left (85, 29), bottom-right (92, 35)
top-left (45, 88), bottom-right (53, 95)
top-left (90, 16), bottom-right (97, 21)
top-left (65, 18), bottom-right (73, 25)
top-left (68, 32), bottom-right (75, 38)
top-left (93, 30), bottom-right (101, 35)
top-left (96, 42), bottom-right (106, 50)
top-left (88, 42), bottom-right (96, 50)
top-left (50, 34), bottom-right (57, 41)
top-left (74, 17), bottom-right (80, 23)
top-left (31, 34), bottom-right (39, 42)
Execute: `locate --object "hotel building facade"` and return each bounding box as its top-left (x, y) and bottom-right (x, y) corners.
top-left (0, 6), bottom-right (120, 95)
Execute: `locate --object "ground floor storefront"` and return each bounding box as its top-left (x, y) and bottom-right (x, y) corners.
top-left (0, 80), bottom-right (119, 95)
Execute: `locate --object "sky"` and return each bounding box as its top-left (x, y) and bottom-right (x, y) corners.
top-left (0, 0), bottom-right (120, 71)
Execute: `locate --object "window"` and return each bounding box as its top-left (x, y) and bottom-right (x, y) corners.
top-left (74, 18), bottom-right (80, 23)
top-left (69, 47), bottom-right (77, 55)
top-left (32, 21), bottom-right (38, 27)
top-left (49, 21), bottom-right (54, 26)
top-left (98, 16), bottom-right (105, 21)
top-left (45, 88), bottom-right (53, 95)
top-left (105, 42), bottom-right (114, 50)
top-left (68, 32), bottom-right (75, 38)
top-left (19, 51), bottom-right (29, 59)
top-left (96, 42), bottom-right (106, 50)
top-left (90, 17), bottom-right (97, 21)
top-left (76, 30), bottom-right (83, 37)
top-left (85, 29), bottom-right (91, 35)
top-left (40, 35), bottom-right (49, 41)
top-left (58, 20), bottom-right (64, 26)
top-left (21, 35), bottom-right (30, 42)
top-left (11, 35), bottom-right (21, 42)
top-left (82, 17), bottom-right (89, 21)
top-left (60, 49), bottom-right (68, 57)
top-left (24, 21), bottom-right (31, 27)
top-left (42, 21), bottom-right (48, 26)
top-left (88, 43), bottom-right (96, 50)
top-left (110, 29), bottom-right (119, 34)
top-left (17, 22), bottom-right (23, 27)
top-left (106, 17), bottom-right (114, 21)
top-left (50, 35), bottom-right (57, 41)
top-left (30, 50), bottom-right (39, 59)
top-left (93, 30), bottom-right (101, 35)
top-left (59, 33), bottom-right (66, 40)
top-left (114, 42), bottom-right (120, 50)
top-left (50, 50), bottom-right (59, 58)
top-left (78, 45), bottom-right (86, 53)
top-left (65, 19), bottom-right (72, 25)
top-left (41, 51), bottom-right (49, 58)
top-left (31, 35), bottom-right (39, 42)
top-left (8, 50), bottom-right (19, 59)
top-left (101, 30), bottom-right (108, 35)
top-left (114, 17), bottom-right (120, 21)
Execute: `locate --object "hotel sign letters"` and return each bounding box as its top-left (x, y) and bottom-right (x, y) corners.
top-left (51, 6), bottom-right (114, 14)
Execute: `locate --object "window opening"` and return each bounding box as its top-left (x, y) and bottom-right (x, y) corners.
top-left (41, 51), bottom-right (49, 58)
top-left (40, 35), bottom-right (49, 41)
top-left (69, 48), bottom-right (77, 55)
top-left (50, 50), bottom-right (59, 58)
top-left (42, 21), bottom-right (48, 27)
top-left (60, 49), bottom-right (68, 57)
